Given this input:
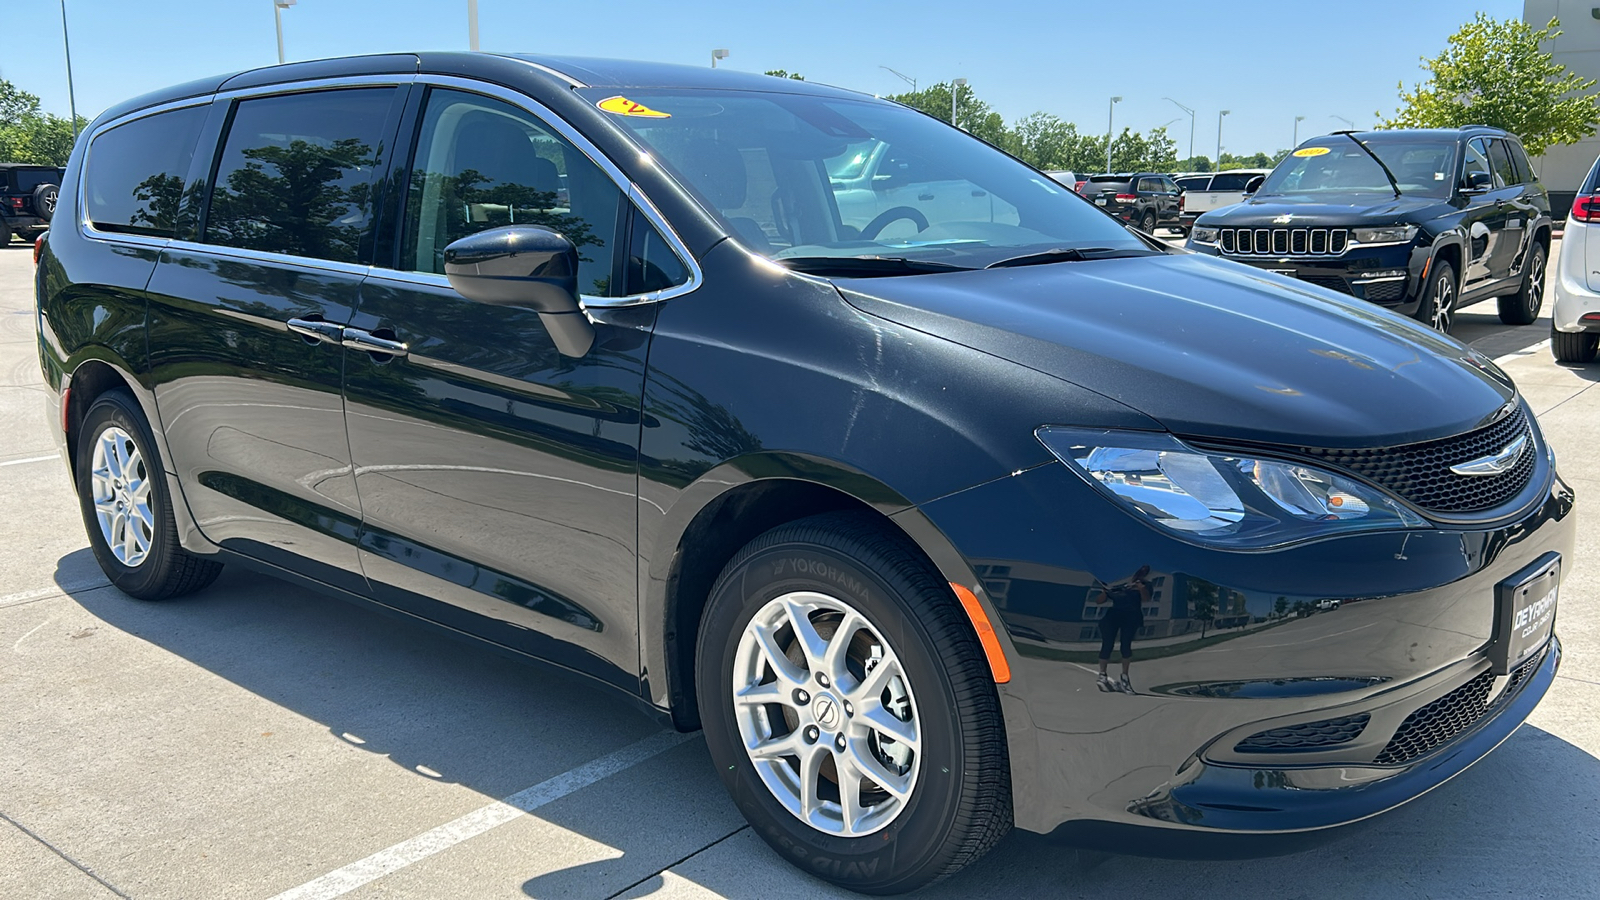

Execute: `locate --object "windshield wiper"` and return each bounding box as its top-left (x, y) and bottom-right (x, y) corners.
top-left (985, 247), bottom-right (1163, 269)
top-left (1338, 132), bottom-right (1402, 200)
top-left (777, 256), bottom-right (975, 276)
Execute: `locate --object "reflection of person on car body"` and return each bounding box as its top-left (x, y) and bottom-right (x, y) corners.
top-left (1092, 564), bottom-right (1151, 694)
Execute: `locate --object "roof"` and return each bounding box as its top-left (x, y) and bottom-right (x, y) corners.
top-left (1313, 126), bottom-right (1513, 142)
top-left (0, 163), bottom-right (63, 170)
top-left (503, 54), bottom-right (870, 100)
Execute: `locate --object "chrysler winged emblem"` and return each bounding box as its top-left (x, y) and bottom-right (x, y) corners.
top-left (1449, 434), bottom-right (1528, 477)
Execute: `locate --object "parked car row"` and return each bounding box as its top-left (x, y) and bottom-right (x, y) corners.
top-left (0, 163), bottom-right (62, 244)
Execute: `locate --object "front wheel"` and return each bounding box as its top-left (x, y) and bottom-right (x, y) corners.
top-left (696, 512), bottom-right (1011, 894)
top-left (75, 391), bottom-right (223, 599)
top-left (1497, 242), bottom-right (1546, 325)
top-left (1414, 259), bottom-right (1458, 334)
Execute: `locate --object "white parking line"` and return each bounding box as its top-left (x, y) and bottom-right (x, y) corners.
top-left (267, 729), bottom-right (696, 900)
top-left (0, 454), bottom-right (59, 468)
top-left (1493, 339), bottom-right (1551, 366)
top-left (0, 581), bottom-right (113, 610)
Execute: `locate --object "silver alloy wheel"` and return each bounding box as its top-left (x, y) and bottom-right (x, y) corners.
top-left (1528, 249), bottom-right (1546, 316)
top-left (41, 188), bottom-right (57, 213)
top-left (1431, 273), bottom-right (1455, 332)
top-left (732, 591), bottom-right (921, 837)
top-left (90, 426), bottom-right (154, 567)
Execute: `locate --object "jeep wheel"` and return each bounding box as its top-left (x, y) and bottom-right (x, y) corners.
top-left (696, 512), bottom-right (1011, 894)
top-left (0, 221), bottom-right (12, 246)
top-left (1552, 326), bottom-right (1599, 364)
top-left (76, 391), bottom-right (224, 599)
top-left (1497, 242), bottom-right (1545, 325)
top-left (1414, 259), bottom-right (1457, 334)
top-left (1139, 211), bottom-right (1157, 234)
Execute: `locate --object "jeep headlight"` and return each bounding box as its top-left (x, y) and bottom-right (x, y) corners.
top-left (1351, 225), bottom-right (1418, 245)
top-left (1037, 427), bottom-right (1427, 549)
top-left (1191, 226), bottom-right (1220, 244)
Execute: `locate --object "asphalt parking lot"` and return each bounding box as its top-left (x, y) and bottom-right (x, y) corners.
top-left (2, 237), bottom-right (1599, 900)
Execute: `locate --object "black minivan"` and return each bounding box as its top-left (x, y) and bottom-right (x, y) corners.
top-left (37, 55), bottom-right (1572, 893)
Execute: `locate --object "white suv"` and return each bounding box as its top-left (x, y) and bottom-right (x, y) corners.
top-left (1552, 156), bottom-right (1600, 363)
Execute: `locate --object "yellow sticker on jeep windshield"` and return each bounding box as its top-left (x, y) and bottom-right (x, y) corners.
top-left (597, 96), bottom-right (670, 118)
top-left (1293, 146), bottom-right (1331, 157)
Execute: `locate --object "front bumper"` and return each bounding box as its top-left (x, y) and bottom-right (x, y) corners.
top-left (911, 451), bottom-right (1575, 843)
top-left (1188, 239), bottom-right (1425, 313)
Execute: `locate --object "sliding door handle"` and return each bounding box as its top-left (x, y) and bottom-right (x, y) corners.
top-left (341, 327), bottom-right (409, 358)
top-left (286, 317), bottom-right (344, 344)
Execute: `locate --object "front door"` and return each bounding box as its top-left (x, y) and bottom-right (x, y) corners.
top-left (1458, 137), bottom-right (1505, 293)
top-left (343, 85), bottom-right (660, 690)
top-left (148, 85), bottom-right (405, 592)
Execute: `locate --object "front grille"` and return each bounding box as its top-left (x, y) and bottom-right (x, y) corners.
top-left (1362, 280), bottom-right (1405, 303)
top-left (1374, 672), bottom-right (1493, 765)
top-left (1301, 274), bottom-right (1353, 295)
top-left (1235, 713), bottom-right (1370, 753)
top-left (1295, 404), bottom-right (1535, 514)
top-left (1221, 227), bottom-right (1347, 256)
top-left (1374, 649), bottom-right (1545, 766)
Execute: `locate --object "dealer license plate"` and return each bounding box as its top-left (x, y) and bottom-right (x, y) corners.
top-left (1095, 197), bottom-right (1107, 206)
top-left (1490, 553), bottom-right (1559, 675)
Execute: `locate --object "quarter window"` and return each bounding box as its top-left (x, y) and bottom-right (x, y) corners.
top-left (1506, 141), bottom-right (1538, 184)
top-left (84, 105), bottom-right (208, 238)
top-left (399, 88), bottom-right (622, 296)
top-left (204, 88), bottom-right (396, 263)
top-left (626, 219), bottom-right (689, 294)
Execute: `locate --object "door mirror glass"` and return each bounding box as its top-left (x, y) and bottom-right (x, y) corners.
top-left (443, 225), bottom-right (594, 356)
top-left (1463, 170), bottom-right (1494, 193)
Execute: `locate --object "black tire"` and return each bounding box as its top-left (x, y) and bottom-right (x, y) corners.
top-left (75, 391), bottom-right (223, 600)
top-left (1551, 325), bottom-right (1599, 364)
top-left (696, 512), bottom-right (1011, 894)
top-left (32, 183), bottom-right (58, 223)
top-left (1139, 211), bottom-right (1157, 234)
top-left (0, 220), bottom-right (12, 245)
top-left (1497, 242), bottom-right (1546, 325)
top-left (1413, 258), bottom-right (1458, 333)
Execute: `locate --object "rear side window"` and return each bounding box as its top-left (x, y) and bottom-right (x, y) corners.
top-left (1486, 140), bottom-right (1518, 188)
top-left (205, 88), bottom-right (396, 264)
top-left (1209, 172), bottom-right (1256, 191)
top-left (16, 169), bottom-right (59, 192)
top-left (1502, 140), bottom-right (1536, 185)
top-left (84, 105), bottom-right (208, 237)
top-left (1174, 176), bottom-right (1210, 192)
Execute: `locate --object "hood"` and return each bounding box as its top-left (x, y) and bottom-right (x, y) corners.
top-left (1198, 192), bottom-right (1447, 227)
top-left (835, 254), bottom-right (1515, 449)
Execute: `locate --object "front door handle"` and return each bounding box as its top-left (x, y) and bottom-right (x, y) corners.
top-left (341, 327), bottom-right (409, 358)
top-left (286, 317), bottom-right (344, 344)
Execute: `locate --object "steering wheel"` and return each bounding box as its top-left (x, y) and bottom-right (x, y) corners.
top-left (860, 206), bottom-right (929, 240)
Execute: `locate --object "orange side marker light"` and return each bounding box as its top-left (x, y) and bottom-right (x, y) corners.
top-left (950, 582), bottom-right (1012, 684)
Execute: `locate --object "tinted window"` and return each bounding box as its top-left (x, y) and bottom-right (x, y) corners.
top-left (1487, 139), bottom-right (1519, 187)
top-left (626, 219), bottom-right (689, 294)
top-left (1507, 141), bottom-right (1538, 184)
top-left (84, 105), bottom-right (208, 237)
top-left (1209, 172), bottom-right (1256, 191)
top-left (399, 88), bottom-right (623, 295)
top-left (1174, 176), bottom-right (1210, 192)
top-left (205, 88), bottom-right (395, 263)
top-left (1464, 139), bottom-right (1491, 188)
top-left (15, 169), bottom-right (59, 192)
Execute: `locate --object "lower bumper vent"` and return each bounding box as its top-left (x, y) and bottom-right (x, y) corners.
top-left (1234, 713), bottom-right (1371, 753)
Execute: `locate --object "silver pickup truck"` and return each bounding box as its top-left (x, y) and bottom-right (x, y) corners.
top-left (1174, 168), bottom-right (1271, 231)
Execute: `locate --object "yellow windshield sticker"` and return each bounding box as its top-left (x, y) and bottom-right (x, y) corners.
top-left (1293, 146), bottom-right (1331, 158)
top-left (597, 96), bottom-right (670, 118)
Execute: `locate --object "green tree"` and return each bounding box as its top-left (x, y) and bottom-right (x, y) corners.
top-left (0, 77), bottom-right (85, 166)
top-left (1381, 14), bottom-right (1600, 155)
top-left (1274, 597), bottom-right (1289, 619)
top-left (0, 79), bottom-right (43, 124)
top-left (887, 81), bottom-right (1008, 146)
top-left (763, 70), bottom-right (805, 81)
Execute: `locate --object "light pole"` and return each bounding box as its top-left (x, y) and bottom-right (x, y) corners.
top-left (1164, 97), bottom-right (1195, 166)
top-left (468, 0), bottom-right (479, 51)
top-left (1330, 114), bottom-right (1355, 130)
top-left (1293, 115), bottom-right (1305, 147)
top-left (952, 77), bottom-right (967, 128)
top-left (711, 48), bottom-right (729, 68)
top-left (273, 0), bottom-right (295, 65)
top-left (59, 0), bottom-right (78, 140)
top-left (879, 66), bottom-right (916, 92)
top-left (1106, 96), bottom-right (1122, 173)
top-left (1215, 109), bottom-right (1230, 169)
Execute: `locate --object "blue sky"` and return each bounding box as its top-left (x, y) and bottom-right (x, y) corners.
top-left (3, 0), bottom-right (1523, 156)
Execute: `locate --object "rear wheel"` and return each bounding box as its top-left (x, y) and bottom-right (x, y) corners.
top-left (0, 221), bottom-right (12, 245)
top-left (1552, 326), bottom-right (1599, 364)
top-left (696, 512), bottom-right (1011, 894)
top-left (1139, 211), bottom-right (1157, 234)
top-left (1497, 242), bottom-right (1546, 325)
top-left (75, 391), bottom-right (223, 599)
top-left (1413, 259), bottom-right (1458, 333)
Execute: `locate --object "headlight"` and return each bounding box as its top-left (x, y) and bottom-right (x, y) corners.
top-left (1351, 225), bottom-right (1418, 245)
top-left (1037, 427), bottom-right (1428, 549)
top-left (1191, 226), bottom-right (1220, 244)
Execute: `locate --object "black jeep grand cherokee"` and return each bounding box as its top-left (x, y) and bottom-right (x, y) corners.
top-left (1187, 127), bottom-right (1551, 334)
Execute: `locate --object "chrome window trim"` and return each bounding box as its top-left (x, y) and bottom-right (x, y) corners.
top-left (168, 239), bottom-right (373, 278)
top-left (77, 96), bottom-right (214, 249)
top-left (212, 73), bottom-right (419, 103)
top-left (400, 74), bottom-right (702, 307)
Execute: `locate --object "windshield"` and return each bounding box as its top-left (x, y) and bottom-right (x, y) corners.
top-left (1258, 139), bottom-right (1458, 199)
top-left (591, 89), bottom-right (1146, 267)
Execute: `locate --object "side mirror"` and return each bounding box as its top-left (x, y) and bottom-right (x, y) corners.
top-left (1244, 175), bottom-right (1265, 195)
top-left (444, 225), bottom-right (594, 357)
top-left (1461, 171), bottom-right (1493, 193)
